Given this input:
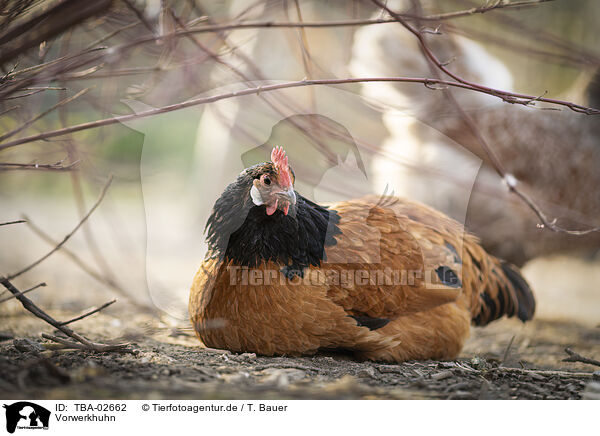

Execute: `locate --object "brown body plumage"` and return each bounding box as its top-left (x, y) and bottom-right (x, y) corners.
top-left (189, 148), bottom-right (535, 362)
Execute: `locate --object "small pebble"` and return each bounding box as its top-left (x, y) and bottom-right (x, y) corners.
top-left (238, 352), bottom-right (256, 360)
top-left (357, 367), bottom-right (377, 378)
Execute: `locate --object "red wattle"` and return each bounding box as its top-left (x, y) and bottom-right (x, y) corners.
top-left (266, 199), bottom-right (278, 215)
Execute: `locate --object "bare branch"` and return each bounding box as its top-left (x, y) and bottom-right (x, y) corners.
top-left (563, 347), bottom-right (600, 368)
top-left (0, 0), bottom-right (112, 64)
top-left (446, 23), bottom-right (598, 67)
top-left (40, 333), bottom-right (90, 350)
top-left (83, 22), bottom-right (139, 52)
top-left (7, 47), bottom-right (106, 78)
top-left (122, 0), bottom-right (156, 36)
top-left (0, 48), bottom-right (104, 100)
top-left (0, 87), bottom-right (91, 142)
top-left (0, 219), bottom-right (26, 227)
top-left (40, 333), bottom-right (132, 353)
top-left (0, 282), bottom-right (46, 304)
top-left (489, 366), bottom-right (594, 379)
top-left (0, 278), bottom-right (129, 352)
top-left (3, 88), bottom-right (65, 100)
top-left (0, 159), bottom-right (79, 171)
top-left (455, 0), bottom-right (599, 66)
top-left (59, 298), bottom-right (117, 326)
top-left (413, 0), bottom-right (555, 21)
top-left (4, 175), bottom-right (113, 280)
top-left (0, 76), bottom-right (596, 153)
top-left (509, 181), bottom-right (600, 235)
top-left (501, 334), bottom-right (516, 365)
top-left (0, 106), bottom-right (19, 116)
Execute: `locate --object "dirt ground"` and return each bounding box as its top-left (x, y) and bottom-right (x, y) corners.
top-left (1, 306), bottom-right (599, 400)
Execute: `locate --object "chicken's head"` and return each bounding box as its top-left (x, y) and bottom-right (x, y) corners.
top-left (248, 146), bottom-right (296, 216)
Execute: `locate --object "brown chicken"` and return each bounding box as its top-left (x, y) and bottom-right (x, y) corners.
top-left (189, 147), bottom-right (535, 362)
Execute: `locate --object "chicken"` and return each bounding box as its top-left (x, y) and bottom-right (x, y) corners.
top-left (189, 147), bottom-right (535, 362)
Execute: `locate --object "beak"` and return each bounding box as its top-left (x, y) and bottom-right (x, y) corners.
top-left (276, 187), bottom-right (296, 204)
top-left (275, 187), bottom-right (296, 215)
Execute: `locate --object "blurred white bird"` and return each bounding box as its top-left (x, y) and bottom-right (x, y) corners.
top-left (350, 6), bottom-right (600, 266)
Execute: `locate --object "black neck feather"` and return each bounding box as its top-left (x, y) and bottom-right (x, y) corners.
top-left (205, 174), bottom-right (341, 270)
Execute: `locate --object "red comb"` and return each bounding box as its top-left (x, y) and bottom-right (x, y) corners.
top-left (271, 146), bottom-right (292, 188)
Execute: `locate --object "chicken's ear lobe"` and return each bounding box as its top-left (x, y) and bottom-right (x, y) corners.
top-left (250, 184), bottom-right (264, 205)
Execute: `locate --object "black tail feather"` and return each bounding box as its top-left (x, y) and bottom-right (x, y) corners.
top-left (473, 261), bottom-right (535, 326)
top-left (500, 261), bottom-right (535, 322)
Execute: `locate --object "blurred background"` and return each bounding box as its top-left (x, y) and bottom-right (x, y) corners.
top-left (1, 0), bottom-right (599, 328)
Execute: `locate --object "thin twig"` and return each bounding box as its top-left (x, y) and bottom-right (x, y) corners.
top-left (122, 0), bottom-right (156, 36)
top-left (490, 366), bottom-right (594, 379)
top-left (21, 87), bottom-right (66, 91)
top-left (41, 333), bottom-right (88, 350)
top-left (60, 65), bottom-right (161, 80)
top-left (413, 0), bottom-right (554, 21)
top-left (446, 23), bottom-right (597, 67)
top-left (456, 0), bottom-right (598, 65)
top-left (41, 333), bottom-right (132, 353)
top-left (59, 298), bottom-right (116, 326)
top-left (3, 89), bottom-right (48, 99)
top-left (501, 335), bottom-right (516, 366)
top-left (121, 0), bottom-right (554, 34)
top-left (292, 0), bottom-right (315, 82)
top-left (0, 87), bottom-right (92, 142)
top-left (0, 106), bottom-right (19, 116)
top-left (0, 51), bottom-right (102, 100)
top-left (6, 47), bottom-right (106, 78)
top-left (0, 159), bottom-right (79, 171)
top-left (82, 22), bottom-right (139, 51)
top-left (563, 348), bottom-right (600, 368)
top-left (0, 282), bottom-right (46, 304)
top-left (0, 279), bottom-right (129, 352)
top-left (4, 175), bottom-right (113, 280)
top-left (0, 219), bottom-right (26, 227)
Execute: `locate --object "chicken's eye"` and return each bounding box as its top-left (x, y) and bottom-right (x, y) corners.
top-left (263, 175), bottom-right (271, 185)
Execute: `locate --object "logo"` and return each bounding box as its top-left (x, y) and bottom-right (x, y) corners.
top-left (3, 402), bottom-right (50, 434)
